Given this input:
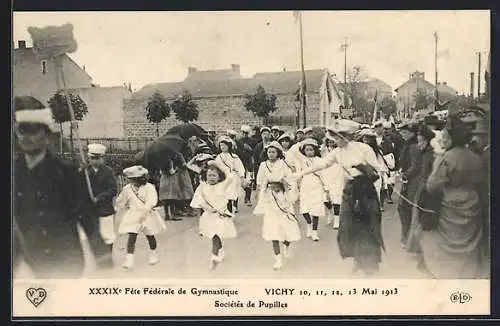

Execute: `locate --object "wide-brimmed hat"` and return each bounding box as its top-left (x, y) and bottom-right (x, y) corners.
top-left (264, 140), bottom-right (284, 153)
top-left (397, 120), bottom-right (418, 132)
top-left (326, 119), bottom-right (360, 138)
top-left (216, 135), bottom-right (235, 148)
top-left (277, 133), bottom-right (293, 142)
top-left (123, 165), bottom-right (148, 178)
top-left (194, 153), bottom-right (214, 162)
top-left (260, 126), bottom-right (271, 133)
top-left (240, 125), bottom-right (252, 133)
top-left (299, 138), bottom-right (319, 150)
top-left (205, 160), bottom-right (227, 179)
top-left (302, 127), bottom-right (314, 134)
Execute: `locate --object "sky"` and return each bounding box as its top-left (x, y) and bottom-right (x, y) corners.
top-left (13, 11), bottom-right (490, 94)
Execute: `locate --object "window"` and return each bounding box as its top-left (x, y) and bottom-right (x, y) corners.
top-left (41, 60), bottom-right (47, 74)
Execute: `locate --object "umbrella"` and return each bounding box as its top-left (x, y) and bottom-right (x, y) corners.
top-left (134, 134), bottom-right (186, 169)
top-left (166, 123), bottom-right (207, 140)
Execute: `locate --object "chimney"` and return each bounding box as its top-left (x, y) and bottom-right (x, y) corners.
top-left (18, 40), bottom-right (26, 49)
top-left (231, 64), bottom-right (241, 77)
top-left (470, 72), bottom-right (475, 97)
top-left (188, 67), bottom-right (197, 75)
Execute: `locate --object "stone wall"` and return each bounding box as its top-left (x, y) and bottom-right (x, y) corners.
top-left (123, 92), bottom-right (321, 137)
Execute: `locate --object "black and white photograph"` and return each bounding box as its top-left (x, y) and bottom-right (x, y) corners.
top-left (12, 10), bottom-right (491, 317)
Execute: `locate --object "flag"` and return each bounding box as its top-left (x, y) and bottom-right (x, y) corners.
top-left (293, 11), bottom-right (301, 23)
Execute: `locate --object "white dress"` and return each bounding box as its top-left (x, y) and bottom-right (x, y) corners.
top-left (254, 159), bottom-right (295, 212)
top-left (190, 180), bottom-right (238, 239)
top-left (321, 146), bottom-right (344, 205)
top-left (115, 183), bottom-right (167, 235)
top-left (255, 189), bottom-right (301, 242)
top-left (297, 156), bottom-right (328, 217)
top-left (215, 152), bottom-right (246, 201)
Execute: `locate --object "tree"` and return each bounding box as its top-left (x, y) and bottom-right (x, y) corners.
top-left (379, 96), bottom-right (397, 116)
top-left (345, 66), bottom-right (371, 117)
top-left (413, 88), bottom-right (434, 111)
top-left (244, 85), bottom-right (278, 125)
top-left (48, 91), bottom-right (88, 154)
top-left (145, 90), bottom-right (170, 137)
top-left (171, 90), bottom-right (200, 124)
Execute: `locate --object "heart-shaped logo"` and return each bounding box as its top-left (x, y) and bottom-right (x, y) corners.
top-left (26, 288), bottom-right (47, 307)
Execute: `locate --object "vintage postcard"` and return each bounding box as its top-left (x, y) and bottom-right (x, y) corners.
top-left (12, 10), bottom-right (490, 318)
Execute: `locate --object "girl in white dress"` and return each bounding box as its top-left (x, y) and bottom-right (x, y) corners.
top-left (296, 138), bottom-right (329, 241)
top-left (254, 172), bottom-right (301, 270)
top-left (115, 165), bottom-right (167, 269)
top-left (214, 136), bottom-right (246, 214)
top-left (190, 160), bottom-right (237, 270)
top-left (321, 136), bottom-right (343, 229)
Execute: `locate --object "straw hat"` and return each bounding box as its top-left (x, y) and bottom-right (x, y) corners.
top-left (123, 165), bottom-right (148, 178)
top-left (299, 138), bottom-right (319, 150)
top-left (264, 140), bottom-right (284, 153)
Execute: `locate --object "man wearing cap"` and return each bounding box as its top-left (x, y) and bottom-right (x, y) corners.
top-left (80, 143), bottom-right (118, 269)
top-left (237, 125), bottom-right (256, 205)
top-left (13, 95), bottom-right (92, 278)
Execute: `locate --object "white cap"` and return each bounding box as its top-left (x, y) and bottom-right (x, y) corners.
top-left (123, 165), bottom-right (148, 178)
top-left (271, 125), bottom-right (281, 131)
top-left (15, 107), bottom-right (55, 131)
top-left (302, 127), bottom-right (313, 134)
top-left (87, 143), bottom-right (106, 155)
top-left (264, 141), bottom-right (284, 153)
top-left (299, 138), bottom-right (319, 150)
top-left (240, 125), bottom-right (251, 133)
top-left (278, 133), bottom-right (293, 142)
top-left (382, 121), bottom-right (392, 129)
top-left (226, 129), bottom-right (237, 136)
top-left (194, 153), bottom-right (214, 162)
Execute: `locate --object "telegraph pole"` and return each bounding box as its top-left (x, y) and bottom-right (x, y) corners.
top-left (433, 31), bottom-right (439, 111)
top-left (298, 12), bottom-right (307, 128)
top-left (342, 37), bottom-right (349, 110)
top-left (477, 52), bottom-right (482, 99)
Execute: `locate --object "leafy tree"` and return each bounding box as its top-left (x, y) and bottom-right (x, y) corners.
top-left (413, 88), bottom-right (434, 111)
top-left (48, 91), bottom-right (88, 154)
top-left (171, 90), bottom-right (200, 123)
top-left (145, 90), bottom-right (171, 137)
top-left (345, 66), bottom-right (372, 117)
top-left (244, 85), bottom-right (278, 125)
top-left (379, 96), bottom-right (397, 116)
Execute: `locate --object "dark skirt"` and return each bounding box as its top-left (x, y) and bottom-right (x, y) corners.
top-left (337, 175), bottom-right (385, 274)
top-left (159, 169), bottom-right (195, 201)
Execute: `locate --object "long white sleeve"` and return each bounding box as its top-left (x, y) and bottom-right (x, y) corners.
top-left (299, 150), bottom-right (338, 176)
top-left (143, 183), bottom-right (158, 211)
top-left (234, 156), bottom-right (246, 177)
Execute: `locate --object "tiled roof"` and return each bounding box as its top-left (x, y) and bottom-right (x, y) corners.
top-left (184, 69), bottom-right (235, 81)
top-left (394, 78), bottom-right (434, 92)
top-left (134, 69), bottom-right (327, 101)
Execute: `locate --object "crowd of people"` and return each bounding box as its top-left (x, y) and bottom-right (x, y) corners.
top-left (13, 94), bottom-right (490, 279)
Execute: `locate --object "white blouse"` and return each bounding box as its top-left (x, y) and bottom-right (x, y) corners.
top-left (308, 141), bottom-right (383, 180)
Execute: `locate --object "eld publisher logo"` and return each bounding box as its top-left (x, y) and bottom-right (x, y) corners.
top-left (450, 291), bottom-right (471, 304)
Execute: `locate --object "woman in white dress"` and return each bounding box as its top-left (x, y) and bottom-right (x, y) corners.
top-left (214, 136), bottom-right (246, 214)
top-left (190, 160), bottom-right (237, 270)
top-left (254, 171), bottom-right (301, 270)
top-left (115, 165), bottom-right (167, 269)
top-left (293, 121), bottom-right (386, 276)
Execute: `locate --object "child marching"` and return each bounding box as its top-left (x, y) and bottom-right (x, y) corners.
top-left (190, 160), bottom-right (237, 270)
top-left (254, 141), bottom-right (300, 270)
top-left (296, 138), bottom-right (329, 241)
top-left (321, 135), bottom-right (343, 229)
top-left (215, 136), bottom-right (246, 214)
top-left (115, 165), bottom-right (167, 270)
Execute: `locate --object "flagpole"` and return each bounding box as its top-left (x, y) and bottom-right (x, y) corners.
top-left (434, 31), bottom-right (439, 111)
top-left (298, 12), bottom-right (307, 128)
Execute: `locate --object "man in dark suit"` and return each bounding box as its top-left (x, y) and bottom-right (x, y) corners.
top-left (80, 143), bottom-right (118, 269)
top-left (374, 121), bottom-right (396, 206)
top-left (13, 96), bottom-right (91, 278)
top-left (236, 125), bottom-right (255, 205)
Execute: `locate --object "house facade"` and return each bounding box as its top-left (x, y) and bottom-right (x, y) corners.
top-left (123, 66), bottom-right (343, 137)
top-left (13, 40), bottom-right (93, 104)
top-left (13, 40), bottom-right (131, 138)
top-left (394, 71), bottom-right (436, 117)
